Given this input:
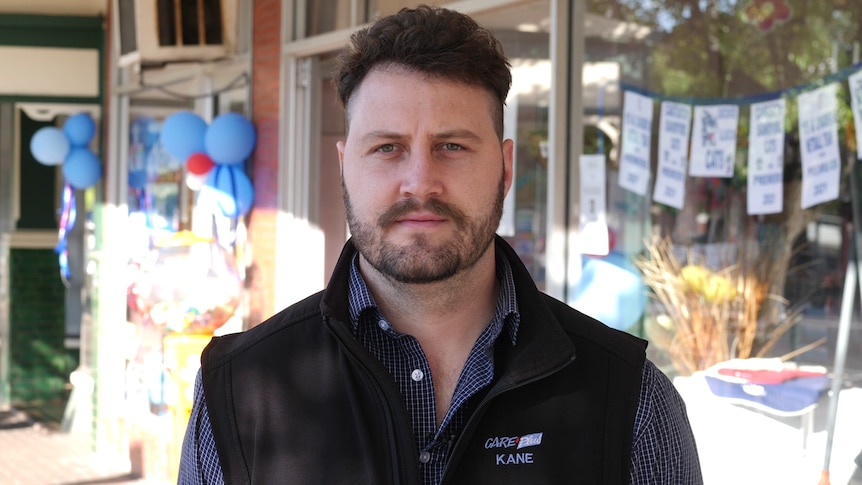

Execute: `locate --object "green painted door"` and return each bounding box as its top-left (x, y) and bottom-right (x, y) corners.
top-left (8, 110), bottom-right (78, 421)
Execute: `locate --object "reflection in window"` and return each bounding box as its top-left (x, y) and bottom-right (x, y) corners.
top-left (127, 115), bottom-right (183, 246)
top-left (479, 2), bottom-right (552, 291)
top-left (584, 0), bottom-right (862, 372)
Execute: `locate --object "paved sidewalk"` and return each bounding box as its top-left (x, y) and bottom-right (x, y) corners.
top-left (677, 378), bottom-right (862, 485)
top-left (0, 409), bottom-right (150, 485)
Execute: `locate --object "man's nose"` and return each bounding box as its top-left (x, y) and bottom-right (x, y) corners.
top-left (400, 149), bottom-right (443, 199)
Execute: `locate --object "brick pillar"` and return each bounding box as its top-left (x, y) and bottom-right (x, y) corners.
top-left (248, 0), bottom-right (282, 327)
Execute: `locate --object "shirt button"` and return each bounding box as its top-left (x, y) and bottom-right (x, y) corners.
top-left (411, 369), bottom-right (424, 381)
top-left (419, 451), bottom-right (431, 463)
top-left (378, 319), bottom-right (389, 331)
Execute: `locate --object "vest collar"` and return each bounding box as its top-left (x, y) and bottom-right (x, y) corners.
top-left (319, 237), bottom-right (577, 387)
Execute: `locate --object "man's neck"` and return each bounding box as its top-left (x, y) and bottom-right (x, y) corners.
top-left (359, 246), bottom-right (500, 424)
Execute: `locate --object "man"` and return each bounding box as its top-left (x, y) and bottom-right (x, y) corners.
top-left (179, 5), bottom-right (702, 484)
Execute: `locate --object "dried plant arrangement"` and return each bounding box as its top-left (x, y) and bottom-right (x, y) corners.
top-left (635, 236), bottom-right (805, 375)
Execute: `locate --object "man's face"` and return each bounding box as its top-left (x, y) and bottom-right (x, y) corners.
top-left (336, 66), bottom-right (514, 284)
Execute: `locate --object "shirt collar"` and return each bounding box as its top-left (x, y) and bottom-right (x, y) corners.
top-left (346, 250), bottom-right (520, 346)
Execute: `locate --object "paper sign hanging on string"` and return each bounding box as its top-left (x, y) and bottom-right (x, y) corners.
top-left (618, 91), bottom-right (654, 196)
top-left (849, 69), bottom-right (862, 160)
top-left (653, 101), bottom-right (691, 209)
top-left (747, 98), bottom-right (786, 215)
top-left (579, 154), bottom-right (609, 256)
top-left (689, 105), bottom-right (739, 178)
top-left (799, 83), bottom-right (841, 209)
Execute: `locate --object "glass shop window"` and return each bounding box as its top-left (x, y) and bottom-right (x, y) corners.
top-left (582, 0), bottom-right (862, 374)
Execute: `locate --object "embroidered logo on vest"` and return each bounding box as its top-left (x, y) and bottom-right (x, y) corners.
top-left (484, 432), bottom-right (543, 465)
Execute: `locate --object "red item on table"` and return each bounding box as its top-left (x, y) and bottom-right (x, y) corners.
top-left (716, 367), bottom-right (825, 384)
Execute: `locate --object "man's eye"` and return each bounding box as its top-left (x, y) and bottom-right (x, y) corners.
top-left (442, 143), bottom-right (463, 151)
top-left (376, 144), bottom-right (396, 153)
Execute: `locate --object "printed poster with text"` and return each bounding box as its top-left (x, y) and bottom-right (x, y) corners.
top-left (689, 104), bottom-right (739, 178)
top-left (579, 154), bottom-right (609, 256)
top-left (799, 83), bottom-right (840, 209)
top-left (618, 91), bottom-right (654, 196)
top-left (747, 98), bottom-right (786, 215)
top-left (653, 101), bottom-right (691, 209)
top-left (849, 69), bottom-right (862, 160)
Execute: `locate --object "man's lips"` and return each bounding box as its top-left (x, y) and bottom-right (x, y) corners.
top-left (396, 213), bottom-right (446, 223)
top-left (393, 213), bottom-right (447, 227)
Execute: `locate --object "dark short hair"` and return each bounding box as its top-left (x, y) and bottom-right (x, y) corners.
top-left (333, 5), bottom-right (512, 138)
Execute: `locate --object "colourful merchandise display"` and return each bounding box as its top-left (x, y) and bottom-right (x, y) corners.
top-left (131, 231), bottom-right (242, 335)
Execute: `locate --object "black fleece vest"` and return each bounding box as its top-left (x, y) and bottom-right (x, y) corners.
top-left (201, 239), bottom-right (646, 484)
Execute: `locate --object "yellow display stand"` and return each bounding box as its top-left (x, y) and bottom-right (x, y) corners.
top-left (163, 333), bottom-right (211, 480)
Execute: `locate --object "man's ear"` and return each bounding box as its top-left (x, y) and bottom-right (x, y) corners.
top-left (502, 138), bottom-right (514, 197)
top-left (336, 140), bottom-right (346, 174)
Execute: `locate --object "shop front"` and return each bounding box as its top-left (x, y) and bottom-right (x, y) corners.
top-left (271, 0), bottom-right (862, 481)
top-left (0, 8), bottom-right (104, 432)
top-left (96, 1), bottom-right (253, 479)
top-left (575, 0), bottom-right (862, 374)
top-left (95, 0), bottom-right (862, 482)
top-left (276, 0), bottom-right (862, 368)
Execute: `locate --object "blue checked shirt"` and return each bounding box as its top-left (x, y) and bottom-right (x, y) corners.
top-left (179, 253), bottom-right (702, 484)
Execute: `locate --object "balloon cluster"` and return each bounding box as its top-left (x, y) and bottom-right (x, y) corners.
top-left (30, 113), bottom-right (101, 189)
top-left (160, 111), bottom-right (256, 217)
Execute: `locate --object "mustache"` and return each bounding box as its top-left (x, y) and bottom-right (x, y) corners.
top-left (377, 198), bottom-right (466, 227)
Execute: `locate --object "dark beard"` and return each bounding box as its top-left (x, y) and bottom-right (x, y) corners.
top-left (343, 172), bottom-right (505, 284)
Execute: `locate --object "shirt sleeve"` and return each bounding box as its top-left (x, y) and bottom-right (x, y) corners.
top-left (629, 359), bottom-right (704, 484)
top-left (178, 368), bottom-right (225, 485)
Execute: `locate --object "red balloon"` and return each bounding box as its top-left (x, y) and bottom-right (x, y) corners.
top-left (186, 152), bottom-right (215, 175)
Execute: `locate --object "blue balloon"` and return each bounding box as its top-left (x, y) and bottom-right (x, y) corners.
top-left (571, 252), bottom-right (646, 331)
top-left (63, 113), bottom-right (97, 146)
top-left (30, 127), bottom-right (70, 166)
top-left (63, 147), bottom-right (102, 189)
top-left (160, 111), bottom-right (207, 162)
top-left (204, 113), bottom-right (256, 165)
top-left (199, 165), bottom-right (254, 216)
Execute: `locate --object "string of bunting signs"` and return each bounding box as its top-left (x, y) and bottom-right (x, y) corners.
top-left (615, 61), bottom-right (862, 216)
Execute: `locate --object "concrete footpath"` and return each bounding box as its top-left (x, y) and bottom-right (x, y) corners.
top-left (0, 408), bottom-right (152, 485)
top-left (677, 377), bottom-right (862, 485)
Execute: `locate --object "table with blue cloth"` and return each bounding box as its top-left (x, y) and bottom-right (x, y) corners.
top-left (702, 358), bottom-right (831, 449)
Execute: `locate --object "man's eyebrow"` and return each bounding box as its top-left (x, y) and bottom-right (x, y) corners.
top-left (435, 129), bottom-right (483, 142)
top-left (358, 130), bottom-right (404, 146)
top-left (357, 129), bottom-right (483, 145)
